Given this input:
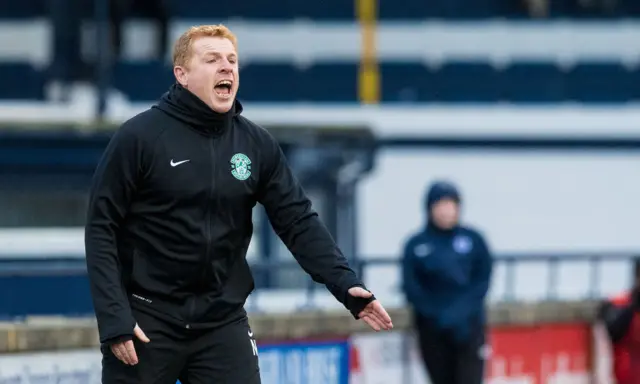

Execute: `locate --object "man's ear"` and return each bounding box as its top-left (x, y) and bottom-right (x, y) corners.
top-left (174, 66), bottom-right (188, 87)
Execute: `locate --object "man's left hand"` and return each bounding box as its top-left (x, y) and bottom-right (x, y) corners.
top-left (348, 287), bottom-right (394, 331)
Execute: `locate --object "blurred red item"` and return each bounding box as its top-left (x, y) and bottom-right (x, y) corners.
top-left (486, 323), bottom-right (591, 384)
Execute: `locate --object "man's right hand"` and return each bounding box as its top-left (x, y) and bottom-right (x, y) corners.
top-left (110, 323), bottom-right (150, 365)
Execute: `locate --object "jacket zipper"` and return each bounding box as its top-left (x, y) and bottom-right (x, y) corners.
top-left (206, 136), bottom-right (216, 275)
top-left (187, 136), bottom-right (216, 328)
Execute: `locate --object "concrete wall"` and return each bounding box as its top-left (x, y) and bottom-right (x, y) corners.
top-left (0, 300), bottom-right (599, 354)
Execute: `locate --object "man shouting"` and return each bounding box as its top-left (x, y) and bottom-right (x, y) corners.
top-left (85, 24), bottom-right (392, 384)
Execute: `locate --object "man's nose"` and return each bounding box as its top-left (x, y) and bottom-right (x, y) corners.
top-left (219, 61), bottom-right (233, 72)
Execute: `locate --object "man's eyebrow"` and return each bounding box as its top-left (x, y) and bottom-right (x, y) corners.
top-left (204, 51), bottom-right (236, 57)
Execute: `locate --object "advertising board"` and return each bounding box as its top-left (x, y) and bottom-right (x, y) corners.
top-left (0, 339), bottom-right (350, 384)
top-left (258, 339), bottom-right (350, 384)
top-left (349, 332), bottom-right (430, 384)
top-left (0, 324), bottom-right (597, 384)
top-left (0, 349), bottom-right (101, 384)
top-left (351, 323), bottom-right (593, 384)
top-left (488, 323), bottom-right (592, 383)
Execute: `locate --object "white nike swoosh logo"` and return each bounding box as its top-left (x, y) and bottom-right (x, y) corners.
top-left (170, 159), bottom-right (190, 167)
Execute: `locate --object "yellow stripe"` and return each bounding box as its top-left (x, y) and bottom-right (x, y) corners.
top-left (356, 0), bottom-right (380, 104)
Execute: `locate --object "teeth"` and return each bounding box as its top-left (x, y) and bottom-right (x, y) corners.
top-left (217, 80), bottom-right (232, 86)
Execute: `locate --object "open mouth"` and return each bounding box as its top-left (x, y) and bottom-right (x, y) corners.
top-left (214, 80), bottom-right (233, 98)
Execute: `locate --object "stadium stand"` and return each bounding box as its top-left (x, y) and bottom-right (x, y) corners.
top-left (2, 0), bottom-right (640, 104)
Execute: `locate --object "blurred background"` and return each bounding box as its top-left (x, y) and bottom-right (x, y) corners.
top-left (0, 0), bottom-right (639, 382)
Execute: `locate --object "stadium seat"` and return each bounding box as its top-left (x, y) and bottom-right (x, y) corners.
top-left (432, 62), bottom-right (501, 102)
top-left (0, 274), bottom-right (93, 318)
top-left (238, 63), bottom-right (301, 102)
top-left (566, 63), bottom-right (640, 103)
top-left (0, 0), bottom-right (45, 19)
top-left (169, 0), bottom-right (229, 19)
top-left (0, 63), bottom-right (46, 100)
top-left (291, 0), bottom-right (354, 19)
top-left (379, 0), bottom-right (516, 19)
top-left (299, 63), bottom-right (358, 102)
top-left (170, 0), bottom-right (294, 20)
top-left (501, 63), bottom-right (567, 102)
top-left (381, 63), bottom-right (436, 102)
top-left (170, 0), bottom-right (352, 19)
top-left (378, 0), bottom-right (434, 19)
top-left (112, 61), bottom-right (175, 102)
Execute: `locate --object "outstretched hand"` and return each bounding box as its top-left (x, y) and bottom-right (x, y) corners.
top-left (348, 287), bottom-right (393, 331)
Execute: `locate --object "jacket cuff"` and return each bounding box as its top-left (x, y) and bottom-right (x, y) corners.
top-left (344, 283), bottom-right (376, 319)
top-left (102, 333), bottom-right (134, 346)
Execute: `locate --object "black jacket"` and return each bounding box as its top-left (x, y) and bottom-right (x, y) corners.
top-left (85, 84), bottom-right (370, 344)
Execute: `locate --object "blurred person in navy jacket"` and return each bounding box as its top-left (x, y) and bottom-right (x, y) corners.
top-left (401, 180), bottom-right (493, 384)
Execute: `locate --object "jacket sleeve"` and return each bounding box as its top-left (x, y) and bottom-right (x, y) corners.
top-left (84, 125), bottom-right (142, 344)
top-left (440, 234), bottom-right (493, 329)
top-left (598, 299), bottom-right (636, 343)
top-left (257, 135), bottom-right (371, 318)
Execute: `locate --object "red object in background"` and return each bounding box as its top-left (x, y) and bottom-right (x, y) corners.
top-left (486, 323), bottom-right (592, 383)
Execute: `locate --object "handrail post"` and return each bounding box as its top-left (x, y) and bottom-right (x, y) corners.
top-left (547, 256), bottom-right (559, 301)
top-left (504, 258), bottom-right (516, 302)
top-left (589, 255), bottom-right (600, 299)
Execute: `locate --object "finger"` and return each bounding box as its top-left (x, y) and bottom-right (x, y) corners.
top-left (362, 314), bottom-right (381, 331)
top-left (111, 345), bottom-right (125, 364)
top-left (371, 302), bottom-right (393, 326)
top-left (112, 344), bottom-right (129, 365)
top-left (124, 340), bottom-right (139, 365)
top-left (119, 344), bottom-right (134, 365)
top-left (367, 310), bottom-right (390, 331)
top-left (366, 308), bottom-right (391, 330)
top-left (134, 325), bottom-right (151, 343)
top-left (363, 302), bottom-right (393, 330)
top-left (371, 302), bottom-right (392, 321)
top-left (119, 343), bottom-right (133, 365)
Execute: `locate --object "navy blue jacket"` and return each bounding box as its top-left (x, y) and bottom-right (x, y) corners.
top-left (401, 183), bottom-right (492, 341)
top-left (402, 225), bottom-right (492, 340)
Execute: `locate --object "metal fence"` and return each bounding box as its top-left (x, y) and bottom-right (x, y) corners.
top-left (0, 252), bottom-right (636, 319)
top-left (248, 251), bottom-right (638, 306)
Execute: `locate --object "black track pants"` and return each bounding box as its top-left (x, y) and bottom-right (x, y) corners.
top-left (101, 309), bottom-right (261, 384)
top-left (416, 322), bottom-right (487, 384)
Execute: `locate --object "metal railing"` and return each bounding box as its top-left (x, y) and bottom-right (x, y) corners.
top-left (0, 252), bottom-right (636, 318)
top-left (246, 252), bottom-right (638, 306)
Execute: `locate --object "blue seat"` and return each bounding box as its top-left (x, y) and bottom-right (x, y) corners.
top-left (502, 63), bottom-right (566, 102)
top-left (381, 63), bottom-right (435, 102)
top-left (379, 0), bottom-right (511, 19)
top-left (299, 63), bottom-right (358, 102)
top-left (112, 61), bottom-right (174, 102)
top-left (238, 63), bottom-right (300, 102)
top-left (170, 0), bottom-right (236, 19)
top-left (0, 63), bottom-right (45, 100)
top-left (0, 0), bottom-right (45, 19)
top-left (229, 0), bottom-right (295, 20)
top-left (566, 63), bottom-right (639, 103)
top-left (292, 0), bottom-right (354, 19)
top-left (379, 0), bottom-right (436, 19)
top-left (170, 0), bottom-right (294, 19)
top-left (433, 62), bottom-right (501, 102)
top-left (169, 0), bottom-right (355, 19)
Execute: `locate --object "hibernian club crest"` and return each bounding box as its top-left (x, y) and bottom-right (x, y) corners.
top-left (230, 153), bottom-right (252, 181)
